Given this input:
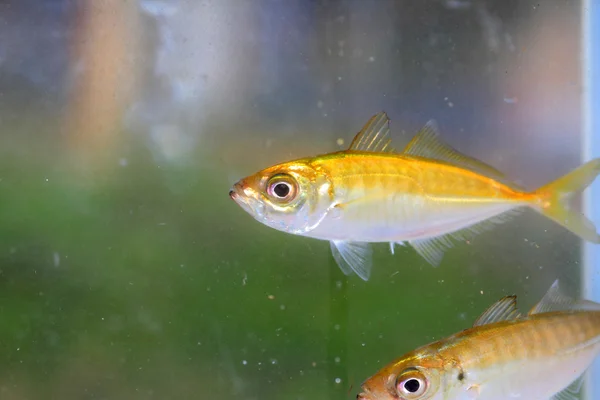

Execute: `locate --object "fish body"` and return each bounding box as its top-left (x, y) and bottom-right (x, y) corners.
top-left (230, 112), bottom-right (600, 280)
top-left (358, 280), bottom-right (600, 400)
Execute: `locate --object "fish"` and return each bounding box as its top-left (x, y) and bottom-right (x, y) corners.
top-left (229, 112), bottom-right (600, 281)
top-left (357, 279), bottom-right (600, 400)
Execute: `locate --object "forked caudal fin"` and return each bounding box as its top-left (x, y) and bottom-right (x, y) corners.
top-left (531, 158), bottom-right (600, 243)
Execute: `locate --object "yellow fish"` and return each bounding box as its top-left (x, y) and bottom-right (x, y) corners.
top-left (357, 280), bottom-right (600, 400)
top-left (229, 112), bottom-right (600, 280)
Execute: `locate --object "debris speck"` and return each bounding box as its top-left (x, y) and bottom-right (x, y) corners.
top-left (267, 294), bottom-right (275, 300)
top-left (53, 252), bottom-right (60, 267)
top-left (336, 138), bottom-right (345, 146)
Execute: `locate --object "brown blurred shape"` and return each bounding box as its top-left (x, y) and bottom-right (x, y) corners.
top-left (63, 0), bottom-right (141, 163)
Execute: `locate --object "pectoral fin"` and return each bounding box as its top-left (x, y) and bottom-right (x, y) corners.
top-left (330, 240), bottom-right (372, 281)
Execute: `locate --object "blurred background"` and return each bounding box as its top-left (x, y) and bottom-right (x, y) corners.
top-left (0, 0), bottom-right (591, 399)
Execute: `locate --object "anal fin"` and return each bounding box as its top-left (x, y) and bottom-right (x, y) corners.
top-left (551, 375), bottom-right (584, 400)
top-left (330, 240), bottom-right (373, 281)
top-left (408, 207), bottom-right (524, 266)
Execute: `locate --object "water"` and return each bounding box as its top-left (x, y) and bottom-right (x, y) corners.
top-left (0, 0), bottom-right (592, 399)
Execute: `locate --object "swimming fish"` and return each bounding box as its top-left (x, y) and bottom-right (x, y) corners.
top-left (357, 280), bottom-right (600, 400)
top-left (229, 112), bottom-right (600, 280)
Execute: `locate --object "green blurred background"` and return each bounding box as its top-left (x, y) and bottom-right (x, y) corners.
top-left (0, 0), bottom-right (588, 399)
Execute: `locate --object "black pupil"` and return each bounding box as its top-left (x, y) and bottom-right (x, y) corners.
top-left (273, 183), bottom-right (290, 198)
top-left (404, 378), bottom-right (420, 393)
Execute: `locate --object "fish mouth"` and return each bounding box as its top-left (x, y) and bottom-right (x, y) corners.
top-left (229, 182), bottom-right (243, 200)
top-left (229, 182), bottom-right (263, 218)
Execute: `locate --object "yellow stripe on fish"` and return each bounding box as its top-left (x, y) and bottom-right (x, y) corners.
top-left (229, 112), bottom-right (600, 280)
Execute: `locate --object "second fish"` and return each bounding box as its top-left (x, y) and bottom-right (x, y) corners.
top-left (229, 112), bottom-right (600, 280)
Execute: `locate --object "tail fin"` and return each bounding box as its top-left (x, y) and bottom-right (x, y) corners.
top-left (531, 158), bottom-right (600, 243)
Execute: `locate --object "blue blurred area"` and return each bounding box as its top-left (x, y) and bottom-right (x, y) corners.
top-left (584, 0), bottom-right (600, 397)
top-left (0, 0), bottom-right (74, 101)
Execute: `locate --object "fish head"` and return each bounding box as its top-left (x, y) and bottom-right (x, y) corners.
top-left (229, 159), bottom-right (332, 234)
top-left (357, 352), bottom-right (445, 400)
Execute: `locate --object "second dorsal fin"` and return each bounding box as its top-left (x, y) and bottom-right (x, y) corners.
top-left (472, 295), bottom-right (521, 327)
top-left (402, 121), bottom-right (520, 187)
top-left (348, 112), bottom-right (396, 153)
top-left (528, 280), bottom-right (600, 315)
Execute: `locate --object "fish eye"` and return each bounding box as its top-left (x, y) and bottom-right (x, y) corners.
top-left (266, 174), bottom-right (298, 202)
top-left (395, 369), bottom-right (428, 398)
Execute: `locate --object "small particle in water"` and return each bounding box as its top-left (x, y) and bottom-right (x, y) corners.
top-left (448, 102), bottom-right (454, 108)
top-left (271, 359), bottom-right (278, 365)
top-left (279, 304), bottom-right (286, 310)
top-left (53, 252), bottom-right (60, 267)
top-left (480, 290), bottom-right (484, 295)
top-left (361, 343), bottom-right (366, 347)
top-left (45, 178), bottom-right (49, 182)
top-left (242, 360), bottom-right (247, 365)
top-left (267, 294), bottom-right (275, 300)
top-left (503, 97), bottom-right (518, 104)
top-left (317, 100), bottom-right (324, 109)
top-left (334, 324), bottom-right (340, 331)
top-left (336, 138), bottom-right (344, 146)
top-left (119, 158), bottom-right (128, 167)
top-left (312, 362), bottom-right (317, 367)
top-left (334, 356), bottom-right (340, 363)
top-left (335, 378), bottom-right (342, 384)
top-left (368, 56), bottom-right (375, 62)
top-left (242, 273), bottom-right (248, 286)
top-left (335, 280), bottom-right (343, 289)
top-left (337, 76), bottom-right (342, 81)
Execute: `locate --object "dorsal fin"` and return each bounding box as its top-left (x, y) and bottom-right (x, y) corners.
top-left (348, 112), bottom-right (396, 153)
top-left (528, 280), bottom-right (600, 315)
top-left (472, 295), bottom-right (521, 327)
top-left (402, 121), bottom-right (520, 188)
